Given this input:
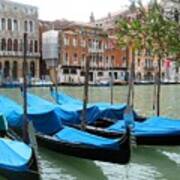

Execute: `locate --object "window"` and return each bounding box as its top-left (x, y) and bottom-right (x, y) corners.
top-left (29, 40), bottom-right (33, 52)
top-left (98, 41), bottom-right (102, 49)
top-left (29, 21), bottom-right (33, 32)
top-left (19, 39), bottom-right (23, 51)
top-left (71, 69), bottom-right (77, 74)
top-left (1, 38), bottom-right (6, 50)
top-left (13, 39), bottom-right (18, 51)
top-left (8, 19), bottom-right (12, 31)
top-left (111, 56), bottom-right (115, 67)
top-left (80, 71), bottom-right (85, 76)
top-left (73, 53), bottom-right (78, 61)
top-left (109, 72), bottom-right (112, 77)
top-left (7, 39), bottom-right (12, 51)
top-left (24, 20), bottom-right (28, 32)
top-left (34, 40), bottom-right (38, 52)
top-left (81, 39), bottom-right (86, 47)
top-left (63, 69), bottom-right (69, 74)
top-left (137, 59), bottom-right (141, 66)
top-left (64, 37), bottom-right (69, 46)
top-left (97, 72), bottom-right (103, 76)
top-left (88, 39), bottom-right (92, 48)
top-left (72, 38), bottom-right (77, 47)
top-left (4, 61), bottom-right (10, 78)
top-left (1, 18), bottom-right (6, 31)
top-left (13, 19), bottom-right (18, 31)
top-left (12, 61), bottom-right (18, 80)
top-left (114, 72), bottom-right (118, 79)
top-left (30, 61), bottom-right (35, 77)
top-left (65, 53), bottom-right (68, 60)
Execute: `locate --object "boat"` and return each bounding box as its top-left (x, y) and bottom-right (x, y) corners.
top-left (50, 88), bottom-right (139, 127)
top-left (36, 126), bottom-right (130, 164)
top-left (73, 115), bottom-right (180, 146)
top-left (0, 33), bottom-right (40, 179)
top-left (49, 89), bottom-right (180, 146)
top-left (0, 115), bottom-right (40, 180)
top-left (0, 95), bottom-right (131, 164)
top-left (17, 93), bottom-right (180, 146)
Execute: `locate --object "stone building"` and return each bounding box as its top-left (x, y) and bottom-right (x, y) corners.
top-left (0, 0), bottom-right (40, 84)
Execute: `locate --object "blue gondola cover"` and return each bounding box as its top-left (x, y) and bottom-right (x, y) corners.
top-left (51, 91), bottom-right (130, 121)
top-left (107, 116), bottom-right (180, 137)
top-left (0, 95), bottom-right (62, 134)
top-left (54, 126), bottom-right (120, 150)
top-left (0, 138), bottom-right (32, 171)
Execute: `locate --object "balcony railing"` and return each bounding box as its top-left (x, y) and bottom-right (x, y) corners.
top-left (88, 48), bottom-right (104, 53)
top-left (0, 51), bottom-right (40, 57)
top-left (144, 66), bottom-right (154, 71)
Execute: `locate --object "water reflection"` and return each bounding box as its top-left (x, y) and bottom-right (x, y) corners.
top-left (40, 148), bottom-right (107, 180)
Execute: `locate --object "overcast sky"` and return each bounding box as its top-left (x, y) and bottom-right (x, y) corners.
top-left (11, 0), bottom-right (149, 22)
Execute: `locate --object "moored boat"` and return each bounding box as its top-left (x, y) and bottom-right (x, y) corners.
top-left (0, 95), bottom-right (131, 165)
top-left (0, 138), bottom-right (40, 180)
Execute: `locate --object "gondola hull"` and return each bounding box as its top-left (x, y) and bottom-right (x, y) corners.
top-left (136, 134), bottom-right (180, 146)
top-left (36, 132), bottom-right (130, 165)
top-left (0, 150), bottom-right (40, 180)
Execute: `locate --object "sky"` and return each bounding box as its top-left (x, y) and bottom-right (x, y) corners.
top-left (11, 0), bottom-right (149, 22)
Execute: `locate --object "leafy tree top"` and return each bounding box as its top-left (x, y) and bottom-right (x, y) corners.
top-left (117, 0), bottom-right (180, 59)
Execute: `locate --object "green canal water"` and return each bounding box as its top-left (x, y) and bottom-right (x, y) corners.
top-left (0, 85), bottom-right (180, 180)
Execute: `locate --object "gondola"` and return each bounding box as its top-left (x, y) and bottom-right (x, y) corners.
top-left (72, 116), bottom-right (180, 146)
top-left (0, 33), bottom-right (40, 179)
top-left (50, 90), bottom-right (180, 146)
top-left (36, 125), bottom-right (130, 164)
top-left (0, 121), bottom-right (40, 180)
top-left (0, 95), bottom-right (131, 165)
top-left (50, 88), bottom-right (138, 126)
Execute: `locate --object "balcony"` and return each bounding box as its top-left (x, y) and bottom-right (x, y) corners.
top-left (144, 66), bottom-right (154, 71)
top-left (88, 48), bottom-right (104, 54)
top-left (0, 51), bottom-right (40, 57)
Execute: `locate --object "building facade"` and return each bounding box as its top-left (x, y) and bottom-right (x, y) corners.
top-left (90, 2), bottom-right (180, 82)
top-left (0, 0), bottom-right (40, 84)
top-left (42, 23), bottom-right (127, 84)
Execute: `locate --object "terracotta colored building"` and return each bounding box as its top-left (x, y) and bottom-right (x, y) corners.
top-left (42, 23), bottom-right (127, 84)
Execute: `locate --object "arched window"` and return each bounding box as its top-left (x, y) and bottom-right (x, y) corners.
top-left (30, 61), bottom-right (35, 77)
top-left (7, 19), bottom-right (12, 31)
top-left (19, 39), bottom-right (23, 51)
top-left (7, 39), bottom-right (12, 51)
top-left (13, 39), bottom-right (18, 51)
top-left (12, 61), bottom-right (18, 80)
top-left (1, 38), bottom-right (6, 50)
top-left (29, 40), bottom-right (33, 52)
top-left (34, 40), bottom-right (38, 52)
top-left (4, 61), bottom-right (10, 78)
top-left (73, 53), bottom-right (77, 60)
top-left (136, 72), bottom-right (142, 81)
top-left (1, 18), bottom-right (6, 31)
top-left (24, 20), bottom-right (28, 32)
top-left (13, 19), bottom-right (18, 31)
top-left (29, 21), bottom-right (33, 32)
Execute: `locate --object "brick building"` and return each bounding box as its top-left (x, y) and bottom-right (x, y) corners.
top-left (0, 0), bottom-right (40, 84)
top-left (90, 2), bottom-right (180, 82)
top-left (42, 23), bottom-right (127, 84)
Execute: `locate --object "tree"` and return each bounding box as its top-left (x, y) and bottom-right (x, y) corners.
top-left (117, 0), bottom-right (180, 115)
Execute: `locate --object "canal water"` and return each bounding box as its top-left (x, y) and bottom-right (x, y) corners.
top-left (0, 85), bottom-right (180, 180)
